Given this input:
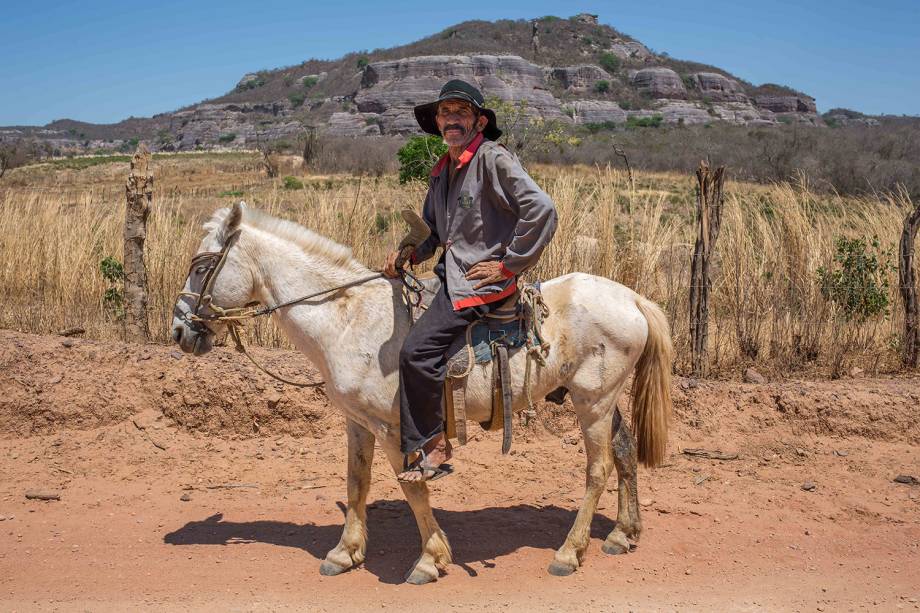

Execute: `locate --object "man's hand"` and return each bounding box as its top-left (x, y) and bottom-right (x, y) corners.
top-left (383, 250), bottom-right (402, 278)
top-left (465, 261), bottom-right (510, 289)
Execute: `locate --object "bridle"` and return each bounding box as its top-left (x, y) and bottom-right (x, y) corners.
top-left (175, 227), bottom-right (426, 387)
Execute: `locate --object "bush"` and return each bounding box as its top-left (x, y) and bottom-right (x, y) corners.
top-left (356, 56), bottom-right (369, 69)
top-left (817, 236), bottom-right (893, 322)
top-left (302, 76), bottom-right (318, 89)
top-left (397, 135), bottom-right (448, 183)
top-left (626, 115), bottom-right (663, 128)
top-left (282, 176), bottom-right (304, 190)
top-left (598, 52), bottom-right (620, 74)
top-left (288, 92), bottom-right (306, 108)
top-left (594, 80), bottom-right (610, 94)
top-left (218, 133), bottom-right (237, 143)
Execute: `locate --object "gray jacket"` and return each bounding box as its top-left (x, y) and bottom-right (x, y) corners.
top-left (411, 135), bottom-right (558, 310)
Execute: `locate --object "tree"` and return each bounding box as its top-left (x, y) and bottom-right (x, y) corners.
top-left (397, 136), bottom-right (447, 183)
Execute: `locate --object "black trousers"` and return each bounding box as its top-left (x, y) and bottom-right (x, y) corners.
top-left (399, 280), bottom-right (491, 455)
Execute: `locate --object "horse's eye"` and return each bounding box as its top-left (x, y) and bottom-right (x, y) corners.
top-left (195, 266), bottom-right (207, 275)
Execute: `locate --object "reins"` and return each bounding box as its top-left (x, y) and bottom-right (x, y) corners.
top-left (178, 233), bottom-right (427, 388)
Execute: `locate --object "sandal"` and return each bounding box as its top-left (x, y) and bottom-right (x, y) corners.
top-left (397, 448), bottom-right (454, 483)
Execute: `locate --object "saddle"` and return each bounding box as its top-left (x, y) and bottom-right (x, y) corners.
top-left (407, 276), bottom-right (550, 455)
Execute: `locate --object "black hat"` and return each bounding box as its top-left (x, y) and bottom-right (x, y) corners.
top-left (413, 79), bottom-right (502, 141)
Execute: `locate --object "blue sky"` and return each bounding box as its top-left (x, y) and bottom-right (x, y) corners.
top-left (1, 0), bottom-right (917, 125)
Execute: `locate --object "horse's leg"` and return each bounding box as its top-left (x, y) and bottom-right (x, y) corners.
top-left (320, 419), bottom-right (375, 576)
top-left (548, 394), bottom-right (614, 576)
top-left (602, 404), bottom-right (642, 555)
top-left (380, 440), bottom-right (451, 585)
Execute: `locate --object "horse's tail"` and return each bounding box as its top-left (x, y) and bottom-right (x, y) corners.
top-left (631, 297), bottom-right (673, 468)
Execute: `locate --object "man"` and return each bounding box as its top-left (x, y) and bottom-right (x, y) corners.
top-left (383, 79), bottom-right (557, 482)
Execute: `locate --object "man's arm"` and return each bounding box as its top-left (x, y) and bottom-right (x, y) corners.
top-left (490, 149), bottom-right (558, 276)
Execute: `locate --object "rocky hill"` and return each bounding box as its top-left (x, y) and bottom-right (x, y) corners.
top-left (2, 13), bottom-right (828, 153)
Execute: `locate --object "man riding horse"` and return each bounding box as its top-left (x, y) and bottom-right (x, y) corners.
top-left (383, 79), bottom-right (558, 482)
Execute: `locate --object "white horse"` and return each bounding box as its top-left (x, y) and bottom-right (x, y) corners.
top-left (171, 202), bottom-right (673, 583)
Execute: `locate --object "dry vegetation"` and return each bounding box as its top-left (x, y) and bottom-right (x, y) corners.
top-left (0, 152), bottom-right (913, 378)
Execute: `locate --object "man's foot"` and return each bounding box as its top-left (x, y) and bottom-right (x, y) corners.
top-left (397, 435), bottom-right (452, 483)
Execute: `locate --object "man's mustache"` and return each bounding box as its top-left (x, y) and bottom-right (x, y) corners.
top-left (443, 123), bottom-right (467, 134)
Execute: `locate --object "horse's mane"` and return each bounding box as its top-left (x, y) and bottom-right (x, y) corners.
top-left (205, 206), bottom-right (368, 275)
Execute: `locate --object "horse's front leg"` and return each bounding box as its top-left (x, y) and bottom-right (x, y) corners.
top-left (380, 440), bottom-right (452, 585)
top-left (320, 419), bottom-right (375, 576)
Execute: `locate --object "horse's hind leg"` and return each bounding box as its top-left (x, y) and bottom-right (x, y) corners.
top-left (321, 419), bottom-right (375, 576)
top-left (602, 404), bottom-right (642, 555)
top-left (548, 393), bottom-right (614, 576)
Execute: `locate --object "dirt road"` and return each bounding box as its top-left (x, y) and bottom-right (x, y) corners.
top-left (1, 330), bottom-right (918, 611)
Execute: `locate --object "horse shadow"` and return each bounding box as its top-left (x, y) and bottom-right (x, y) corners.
top-left (163, 500), bottom-right (616, 584)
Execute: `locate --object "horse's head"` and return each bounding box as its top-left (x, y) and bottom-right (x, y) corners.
top-left (172, 201), bottom-right (255, 355)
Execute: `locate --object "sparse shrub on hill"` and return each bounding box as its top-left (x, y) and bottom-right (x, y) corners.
top-left (594, 80), bottom-right (610, 94)
top-left (598, 52), bottom-right (620, 74)
top-left (397, 136), bottom-right (447, 183)
top-left (218, 133), bottom-right (236, 144)
top-left (301, 76), bottom-right (318, 89)
top-left (626, 115), bottom-right (663, 128)
top-left (288, 92), bottom-right (306, 108)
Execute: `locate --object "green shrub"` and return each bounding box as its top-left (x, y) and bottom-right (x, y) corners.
top-left (99, 256), bottom-right (124, 318)
top-left (817, 236), bottom-right (893, 322)
top-left (302, 76), bottom-right (318, 89)
top-left (594, 80), bottom-right (610, 94)
top-left (397, 135), bottom-right (448, 183)
top-left (218, 133), bottom-right (237, 143)
top-left (583, 121), bottom-right (620, 133)
top-left (626, 115), bottom-right (663, 128)
top-left (219, 189), bottom-right (244, 197)
top-left (282, 176), bottom-right (304, 190)
top-left (356, 56), bottom-right (369, 69)
top-left (288, 92), bottom-right (306, 108)
top-left (598, 52), bottom-right (620, 74)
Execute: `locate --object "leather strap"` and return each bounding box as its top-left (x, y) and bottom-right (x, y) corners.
top-left (497, 345), bottom-right (513, 455)
top-left (451, 378), bottom-right (468, 445)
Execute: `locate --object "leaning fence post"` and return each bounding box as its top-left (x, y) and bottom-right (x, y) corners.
top-left (689, 161), bottom-right (725, 376)
top-left (899, 192), bottom-right (920, 368)
top-left (123, 144), bottom-right (152, 342)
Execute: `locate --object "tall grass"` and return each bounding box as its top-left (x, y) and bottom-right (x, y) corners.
top-left (0, 157), bottom-right (910, 377)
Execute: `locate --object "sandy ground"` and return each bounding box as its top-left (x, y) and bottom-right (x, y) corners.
top-left (1, 329), bottom-right (919, 612)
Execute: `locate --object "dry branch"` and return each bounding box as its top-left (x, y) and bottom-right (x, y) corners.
top-left (123, 144), bottom-right (152, 342)
top-left (689, 162), bottom-right (726, 376)
top-left (899, 192), bottom-right (920, 368)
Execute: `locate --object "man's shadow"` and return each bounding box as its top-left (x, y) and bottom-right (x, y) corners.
top-left (164, 500), bottom-right (616, 584)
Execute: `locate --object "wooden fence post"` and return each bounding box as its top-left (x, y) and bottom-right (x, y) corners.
top-left (899, 194), bottom-right (920, 368)
top-left (123, 144), bottom-right (152, 342)
top-left (689, 161), bottom-right (726, 376)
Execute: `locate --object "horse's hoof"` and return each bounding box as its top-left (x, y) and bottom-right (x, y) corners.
top-left (405, 567), bottom-right (438, 585)
top-left (319, 560), bottom-right (349, 576)
top-left (602, 532), bottom-right (631, 555)
top-left (547, 560), bottom-right (577, 576)
top-left (601, 541), bottom-right (629, 555)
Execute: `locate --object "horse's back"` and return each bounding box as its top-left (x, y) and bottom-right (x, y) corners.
top-left (540, 272), bottom-right (650, 358)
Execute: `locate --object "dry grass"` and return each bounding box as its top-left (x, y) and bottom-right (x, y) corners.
top-left (0, 153), bottom-right (911, 377)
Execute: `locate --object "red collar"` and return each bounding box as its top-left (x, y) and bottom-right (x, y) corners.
top-left (430, 132), bottom-right (485, 177)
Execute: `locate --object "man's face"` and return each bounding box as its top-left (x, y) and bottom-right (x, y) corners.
top-left (435, 99), bottom-right (486, 147)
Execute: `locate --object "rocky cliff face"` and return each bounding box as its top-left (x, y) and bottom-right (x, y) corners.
top-left (323, 53), bottom-right (820, 137)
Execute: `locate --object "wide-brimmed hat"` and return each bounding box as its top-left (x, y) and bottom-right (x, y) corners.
top-left (413, 79), bottom-right (502, 141)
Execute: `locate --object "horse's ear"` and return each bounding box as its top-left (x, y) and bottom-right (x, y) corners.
top-left (222, 201), bottom-right (245, 243)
